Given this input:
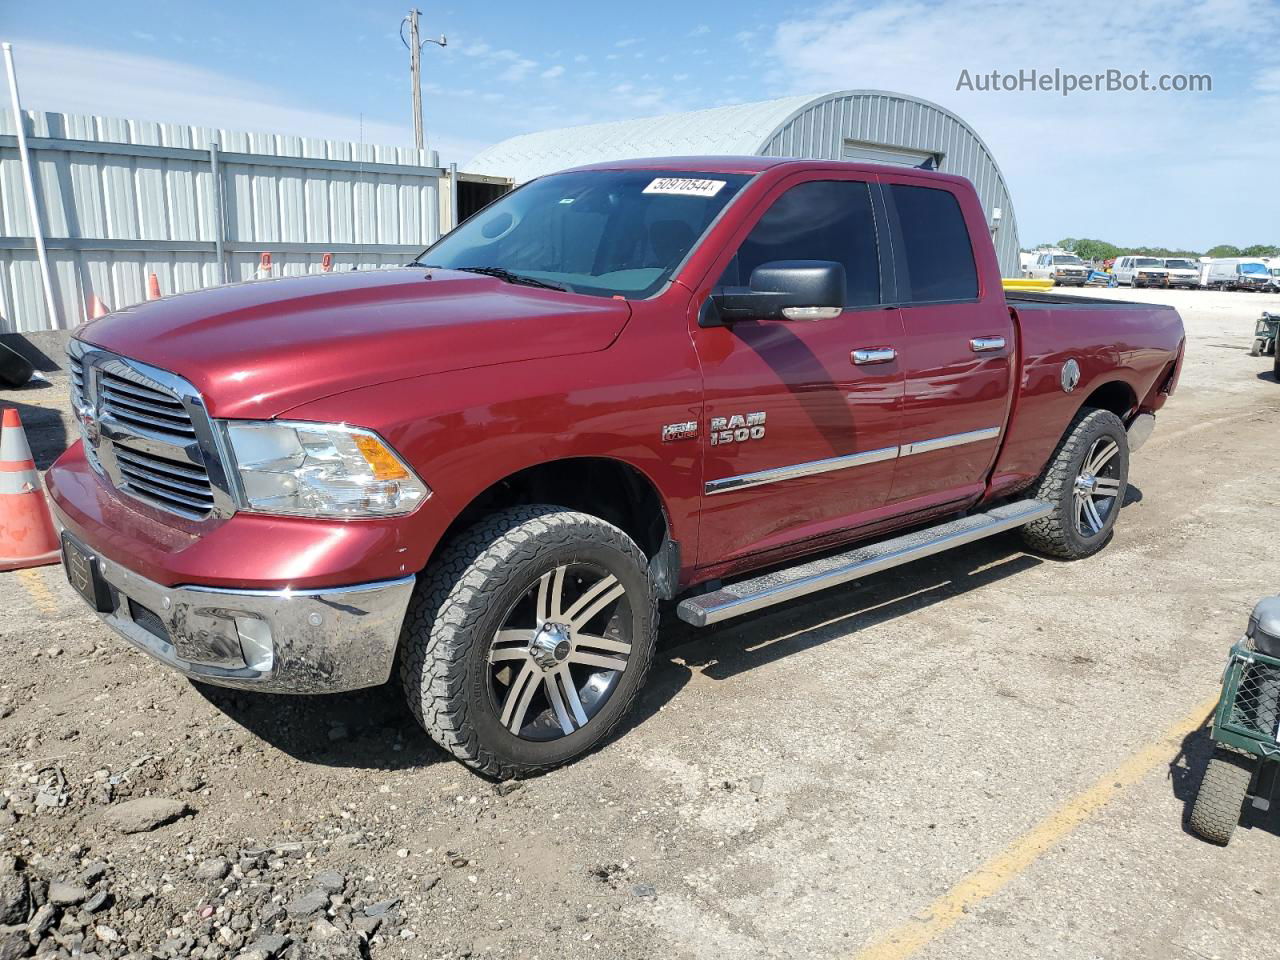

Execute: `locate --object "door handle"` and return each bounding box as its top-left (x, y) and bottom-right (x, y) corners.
top-left (970, 336), bottom-right (1006, 352)
top-left (851, 347), bottom-right (897, 365)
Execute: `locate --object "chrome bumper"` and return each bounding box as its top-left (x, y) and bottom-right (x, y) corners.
top-left (72, 548), bottom-right (415, 694)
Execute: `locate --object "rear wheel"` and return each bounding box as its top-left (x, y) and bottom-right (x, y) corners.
top-left (1021, 408), bottom-right (1129, 559)
top-left (1189, 747), bottom-right (1254, 845)
top-left (400, 505), bottom-right (657, 779)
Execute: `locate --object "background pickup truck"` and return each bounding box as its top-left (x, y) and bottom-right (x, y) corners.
top-left (48, 157), bottom-right (1185, 778)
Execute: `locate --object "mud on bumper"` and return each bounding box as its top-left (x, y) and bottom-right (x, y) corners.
top-left (61, 535), bottom-right (415, 693)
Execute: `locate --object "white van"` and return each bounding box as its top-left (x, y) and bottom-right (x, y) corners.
top-left (1201, 258), bottom-right (1273, 292)
top-left (1113, 256), bottom-right (1168, 288)
top-left (1161, 258), bottom-right (1200, 289)
top-left (1026, 252), bottom-right (1089, 286)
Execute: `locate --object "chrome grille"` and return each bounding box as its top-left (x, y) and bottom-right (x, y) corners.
top-left (99, 371), bottom-right (198, 441)
top-left (67, 341), bottom-right (229, 521)
top-left (69, 352), bottom-right (87, 409)
top-left (114, 444), bottom-right (216, 516)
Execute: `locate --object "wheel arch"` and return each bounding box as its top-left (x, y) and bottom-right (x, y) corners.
top-left (429, 456), bottom-right (677, 593)
top-left (1077, 378), bottom-right (1139, 423)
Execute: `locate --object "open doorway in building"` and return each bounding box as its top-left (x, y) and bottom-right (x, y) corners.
top-left (457, 176), bottom-right (511, 224)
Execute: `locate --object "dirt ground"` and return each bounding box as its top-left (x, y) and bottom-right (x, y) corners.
top-left (2, 287), bottom-right (1279, 960)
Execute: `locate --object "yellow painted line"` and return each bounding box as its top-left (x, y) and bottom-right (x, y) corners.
top-left (18, 567), bottom-right (58, 616)
top-left (853, 693), bottom-right (1220, 960)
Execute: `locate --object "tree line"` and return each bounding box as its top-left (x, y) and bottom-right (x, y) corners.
top-left (1028, 239), bottom-right (1280, 262)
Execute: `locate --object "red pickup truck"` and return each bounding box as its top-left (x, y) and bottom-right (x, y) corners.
top-left (48, 157), bottom-right (1185, 777)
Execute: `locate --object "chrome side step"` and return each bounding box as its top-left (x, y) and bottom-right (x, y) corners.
top-left (676, 499), bottom-right (1053, 627)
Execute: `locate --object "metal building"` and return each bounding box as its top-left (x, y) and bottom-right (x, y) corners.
top-left (0, 109), bottom-right (451, 333)
top-left (468, 90), bottom-right (1021, 276)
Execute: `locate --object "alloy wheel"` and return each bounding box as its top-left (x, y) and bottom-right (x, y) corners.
top-left (487, 562), bottom-right (633, 741)
top-left (1073, 437), bottom-right (1123, 537)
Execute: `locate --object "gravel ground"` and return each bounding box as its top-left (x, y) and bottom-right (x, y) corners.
top-left (2, 287), bottom-right (1279, 960)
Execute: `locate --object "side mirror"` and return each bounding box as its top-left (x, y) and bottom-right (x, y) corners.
top-left (705, 260), bottom-right (846, 326)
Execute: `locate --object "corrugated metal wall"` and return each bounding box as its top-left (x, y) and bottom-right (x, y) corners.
top-left (0, 109), bottom-right (447, 333)
top-left (759, 92), bottom-right (1021, 277)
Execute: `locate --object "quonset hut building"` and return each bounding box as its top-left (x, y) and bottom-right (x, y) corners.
top-left (467, 90), bottom-right (1021, 276)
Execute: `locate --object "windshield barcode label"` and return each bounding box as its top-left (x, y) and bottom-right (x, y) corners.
top-left (643, 178), bottom-right (727, 197)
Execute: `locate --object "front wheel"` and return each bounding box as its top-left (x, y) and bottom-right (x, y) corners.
top-left (1189, 747), bottom-right (1254, 845)
top-left (1021, 408), bottom-right (1129, 559)
top-left (400, 506), bottom-right (657, 779)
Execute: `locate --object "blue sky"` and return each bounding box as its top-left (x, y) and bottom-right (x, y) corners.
top-left (3, 0), bottom-right (1278, 250)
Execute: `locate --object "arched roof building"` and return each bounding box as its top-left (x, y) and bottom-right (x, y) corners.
top-left (468, 90), bottom-right (1021, 275)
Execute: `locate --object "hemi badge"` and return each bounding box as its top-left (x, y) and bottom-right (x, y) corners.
top-left (662, 421), bottom-right (699, 442)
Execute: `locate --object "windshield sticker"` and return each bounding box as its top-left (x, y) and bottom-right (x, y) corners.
top-left (642, 177), bottom-right (727, 197)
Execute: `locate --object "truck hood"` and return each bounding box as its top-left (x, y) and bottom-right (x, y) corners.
top-left (77, 268), bottom-right (631, 418)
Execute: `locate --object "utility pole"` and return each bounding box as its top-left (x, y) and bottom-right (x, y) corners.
top-left (402, 8), bottom-right (446, 153)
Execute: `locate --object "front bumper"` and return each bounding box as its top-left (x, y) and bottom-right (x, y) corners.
top-left (61, 535), bottom-right (415, 693)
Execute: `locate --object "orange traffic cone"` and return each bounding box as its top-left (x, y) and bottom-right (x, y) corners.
top-left (0, 408), bottom-right (62, 571)
top-left (88, 295), bottom-right (110, 319)
top-left (147, 273), bottom-right (161, 300)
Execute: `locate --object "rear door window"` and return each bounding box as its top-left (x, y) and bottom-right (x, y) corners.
top-left (719, 180), bottom-right (882, 307)
top-left (885, 183), bottom-right (978, 303)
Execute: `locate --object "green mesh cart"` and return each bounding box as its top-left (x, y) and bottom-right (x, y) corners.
top-left (1191, 597), bottom-right (1280, 845)
top-left (1250, 312), bottom-right (1279, 357)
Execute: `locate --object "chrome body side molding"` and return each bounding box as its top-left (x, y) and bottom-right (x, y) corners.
top-left (704, 445), bottom-right (899, 495)
top-left (899, 427), bottom-right (1002, 458)
top-left (705, 427), bottom-right (1002, 495)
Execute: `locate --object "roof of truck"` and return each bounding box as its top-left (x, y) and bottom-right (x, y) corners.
top-left (556, 154), bottom-right (973, 189)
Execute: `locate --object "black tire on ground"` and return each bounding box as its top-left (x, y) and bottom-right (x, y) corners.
top-left (1189, 746), bottom-right (1254, 845)
top-left (1251, 339), bottom-right (1264, 357)
top-left (399, 505), bottom-right (658, 779)
top-left (1273, 352), bottom-right (1279, 381)
top-left (1021, 407), bottom-right (1129, 560)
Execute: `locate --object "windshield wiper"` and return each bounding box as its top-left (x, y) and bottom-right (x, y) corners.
top-left (454, 266), bottom-right (567, 291)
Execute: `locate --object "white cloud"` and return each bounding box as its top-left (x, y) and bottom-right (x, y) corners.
top-left (1256, 65), bottom-right (1280, 92)
top-left (541, 65), bottom-right (565, 79)
top-left (574, 53), bottom-right (589, 63)
top-left (689, 25), bottom-right (710, 37)
top-left (615, 37), bottom-right (641, 48)
top-left (766, 0), bottom-right (1280, 248)
top-left (3, 40), bottom-right (487, 161)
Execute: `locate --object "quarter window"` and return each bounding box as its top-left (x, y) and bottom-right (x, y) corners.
top-left (719, 180), bottom-right (881, 307)
top-left (887, 184), bottom-right (979, 303)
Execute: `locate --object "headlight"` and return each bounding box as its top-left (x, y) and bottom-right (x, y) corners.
top-left (220, 420), bottom-right (430, 518)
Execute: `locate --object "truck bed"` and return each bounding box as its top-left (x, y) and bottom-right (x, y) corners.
top-left (1005, 290), bottom-right (1146, 308)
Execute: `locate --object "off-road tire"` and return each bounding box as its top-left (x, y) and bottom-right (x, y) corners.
top-left (1021, 407), bottom-right (1129, 559)
top-left (1273, 352), bottom-right (1279, 382)
top-left (1189, 746), bottom-right (1254, 845)
top-left (399, 505), bottom-right (658, 779)
top-left (1250, 338), bottom-right (1264, 357)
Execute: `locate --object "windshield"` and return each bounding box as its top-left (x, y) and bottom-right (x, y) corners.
top-left (1134, 257), bottom-right (1162, 267)
top-left (1052, 255), bottom-right (1084, 265)
top-left (416, 169), bottom-right (752, 299)
top-left (1239, 262), bottom-right (1269, 275)
top-left (1164, 259), bottom-right (1195, 269)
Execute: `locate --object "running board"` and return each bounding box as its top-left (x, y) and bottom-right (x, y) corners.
top-left (676, 500), bottom-right (1054, 627)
